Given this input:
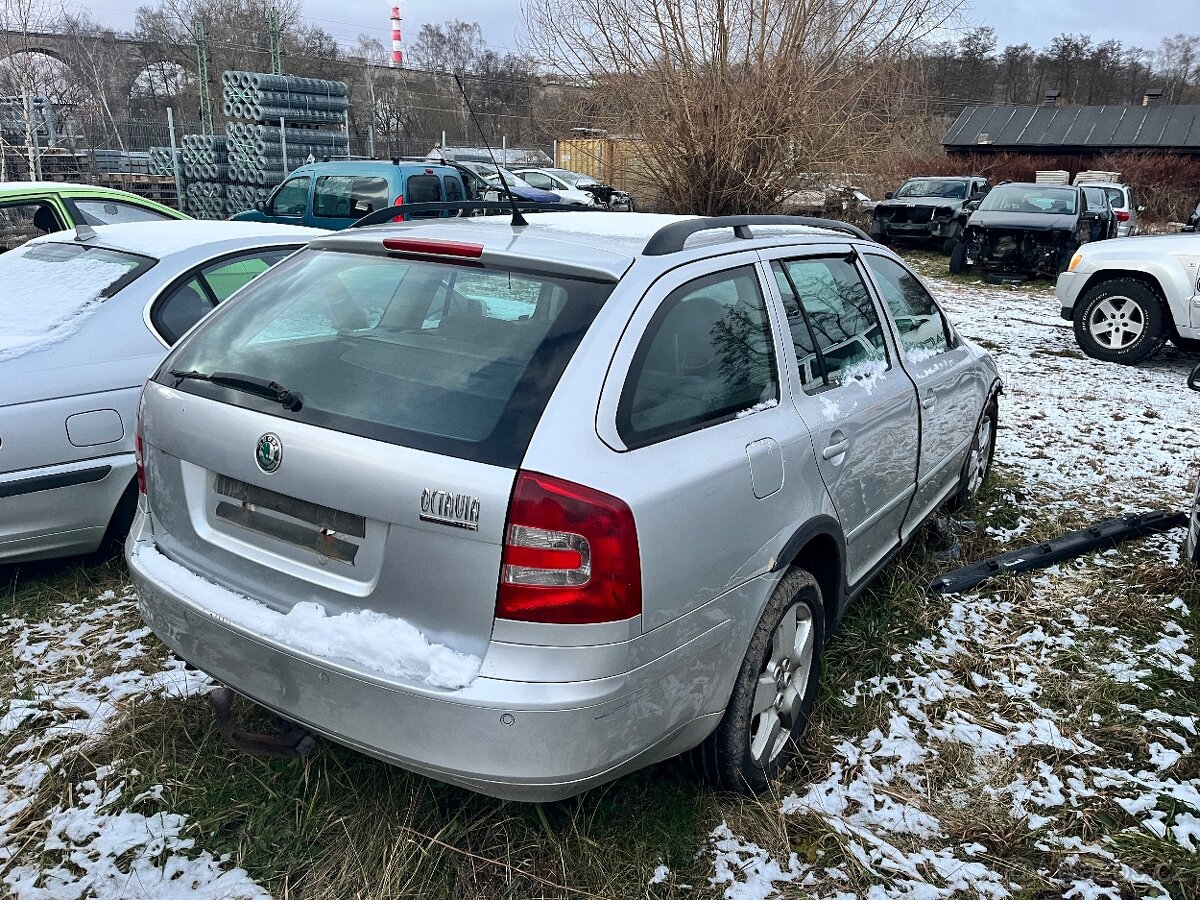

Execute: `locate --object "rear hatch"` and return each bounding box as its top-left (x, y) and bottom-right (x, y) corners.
top-left (143, 240), bottom-right (614, 666)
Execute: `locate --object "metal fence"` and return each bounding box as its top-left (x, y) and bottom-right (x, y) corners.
top-left (1, 110), bottom-right (554, 219)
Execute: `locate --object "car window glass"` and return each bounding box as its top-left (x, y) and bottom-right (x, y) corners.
top-left (1101, 186), bottom-right (1126, 209)
top-left (73, 199), bottom-right (173, 225)
top-left (406, 174), bottom-right (442, 204)
top-left (201, 250), bottom-right (291, 301)
top-left (620, 266), bottom-right (778, 445)
top-left (269, 177), bottom-right (310, 216)
top-left (862, 254), bottom-right (952, 362)
top-left (523, 172), bottom-right (554, 190)
top-left (155, 278), bottom-right (214, 344)
top-left (443, 175), bottom-right (464, 202)
top-left (772, 257), bottom-right (889, 392)
top-left (0, 201), bottom-right (63, 251)
top-left (312, 176), bottom-right (389, 218)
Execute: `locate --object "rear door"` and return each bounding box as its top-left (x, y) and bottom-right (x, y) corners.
top-left (763, 248), bottom-right (919, 588)
top-left (597, 254), bottom-right (798, 629)
top-left (860, 252), bottom-right (983, 532)
top-left (310, 175), bottom-right (391, 229)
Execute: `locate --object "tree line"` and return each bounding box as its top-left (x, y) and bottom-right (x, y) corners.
top-left (918, 27), bottom-right (1200, 110)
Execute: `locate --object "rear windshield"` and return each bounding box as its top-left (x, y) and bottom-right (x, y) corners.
top-left (1101, 186), bottom-right (1127, 209)
top-left (159, 248), bottom-right (613, 467)
top-left (0, 242), bottom-right (153, 363)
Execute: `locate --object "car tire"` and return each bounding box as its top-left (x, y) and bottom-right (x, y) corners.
top-left (941, 224), bottom-right (961, 255)
top-left (1073, 278), bottom-right (1167, 364)
top-left (692, 568), bottom-right (823, 794)
top-left (949, 397), bottom-right (997, 510)
top-left (948, 241), bottom-right (970, 275)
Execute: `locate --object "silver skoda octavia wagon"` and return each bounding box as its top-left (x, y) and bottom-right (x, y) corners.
top-left (127, 211), bottom-right (1001, 800)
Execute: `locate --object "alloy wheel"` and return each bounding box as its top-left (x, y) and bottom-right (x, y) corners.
top-left (966, 414), bottom-right (993, 497)
top-left (748, 602), bottom-right (816, 767)
top-left (1087, 297), bottom-right (1145, 350)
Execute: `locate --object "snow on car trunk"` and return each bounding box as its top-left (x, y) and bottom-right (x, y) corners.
top-left (0, 241), bottom-right (149, 363)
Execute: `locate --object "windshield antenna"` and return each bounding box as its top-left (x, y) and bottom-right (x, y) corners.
top-left (453, 73), bottom-right (527, 227)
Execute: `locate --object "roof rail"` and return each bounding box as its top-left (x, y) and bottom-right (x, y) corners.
top-left (349, 201), bottom-right (606, 228)
top-left (642, 215), bottom-right (872, 256)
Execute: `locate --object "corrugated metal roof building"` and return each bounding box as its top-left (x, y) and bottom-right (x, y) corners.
top-left (943, 105), bottom-right (1200, 155)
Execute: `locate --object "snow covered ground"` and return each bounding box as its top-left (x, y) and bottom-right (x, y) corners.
top-left (1, 270), bottom-right (1197, 898)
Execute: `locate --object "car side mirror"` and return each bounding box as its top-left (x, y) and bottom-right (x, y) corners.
top-left (884, 191), bottom-right (894, 200)
top-left (255, 200), bottom-right (267, 213)
top-left (1190, 362), bottom-right (1200, 392)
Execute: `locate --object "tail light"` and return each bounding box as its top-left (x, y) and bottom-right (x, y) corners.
top-left (497, 471), bottom-right (641, 625)
top-left (134, 385), bottom-right (148, 495)
top-left (1115, 210), bottom-right (1130, 223)
top-left (392, 195), bottom-right (405, 222)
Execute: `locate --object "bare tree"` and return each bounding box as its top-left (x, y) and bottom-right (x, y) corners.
top-left (524, 0), bottom-right (966, 214)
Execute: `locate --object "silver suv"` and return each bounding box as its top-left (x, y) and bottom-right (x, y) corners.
top-left (127, 212), bottom-right (1001, 800)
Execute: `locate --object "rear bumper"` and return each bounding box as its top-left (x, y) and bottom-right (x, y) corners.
top-left (126, 513), bottom-right (730, 800)
top-left (0, 453), bottom-right (135, 563)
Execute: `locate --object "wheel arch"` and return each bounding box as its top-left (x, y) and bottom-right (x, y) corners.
top-left (1076, 268), bottom-right (1192, 339)
top-left (772, 515), bottom-right (846, 636)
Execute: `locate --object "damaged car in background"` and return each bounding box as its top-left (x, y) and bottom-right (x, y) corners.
top-left (949, 182), bottom-right (1111, 281)
top-left (870, 175), bottom-right (989, 252)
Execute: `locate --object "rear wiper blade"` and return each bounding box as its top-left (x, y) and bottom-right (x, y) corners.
top-left (169, 369), bottom-right (303, 411)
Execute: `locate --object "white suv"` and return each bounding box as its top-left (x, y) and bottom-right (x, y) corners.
top-left (1057, 235), bottom-right (1200, 364)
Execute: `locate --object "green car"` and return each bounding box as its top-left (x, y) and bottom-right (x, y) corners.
top-left (0, 182), bottom-right (189, 253)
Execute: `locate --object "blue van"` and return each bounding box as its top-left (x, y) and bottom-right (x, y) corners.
top-left (231, 160), bottom-right (470, 229)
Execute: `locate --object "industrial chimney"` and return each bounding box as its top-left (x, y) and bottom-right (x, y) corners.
top-left (390, 3), bottom-right (403, 67)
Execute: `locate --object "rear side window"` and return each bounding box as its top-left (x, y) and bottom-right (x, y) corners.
top-left (72, 198), bottom-right (173, 225)
top-left (313, 176), bottom-right (389, 218)
top-left (406, 175), bottom-right (442, 203)
top-left (153, 249), bottom-right (294, 345)
top-left (444, 176), bottom-right (464, 203)
top-left (619, 266), bottom-right (777, 447)
top-left (161, 249), bottom-right (613, 467)
top-left (862, 255), bottom-right (953, 362)
top-left (772, 257), bottom-right (888, 392)
top-left (1102, 186), bottom-right (1127, 209)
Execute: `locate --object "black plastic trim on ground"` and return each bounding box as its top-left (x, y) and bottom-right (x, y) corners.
top-left (0, 465), bottom-right (112, 500)
top-left (930, 510), bottom-right (1188, 595)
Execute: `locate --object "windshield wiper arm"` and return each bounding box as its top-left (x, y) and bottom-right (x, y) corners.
top-left (169, 369), bottom-right (303, 411)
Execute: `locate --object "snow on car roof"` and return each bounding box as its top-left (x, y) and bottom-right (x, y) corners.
top-left (27, 221), bottom-right (326, 259)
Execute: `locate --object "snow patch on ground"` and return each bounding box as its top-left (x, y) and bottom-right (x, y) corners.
top-left (0, 589), bottom-right (266, 898)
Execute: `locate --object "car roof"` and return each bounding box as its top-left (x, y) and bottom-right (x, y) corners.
top-left (26, 220), bottom-right (326, 259)
top-left (0, 181), bottom-right (183, 209)
top-left (289, 161), bottom-right (459, 176)
top-left (312, 212), bottom-right (868, 282)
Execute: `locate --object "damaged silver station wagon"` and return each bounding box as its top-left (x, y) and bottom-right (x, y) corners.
top-left (127, 211), bottom-right (1001, 800)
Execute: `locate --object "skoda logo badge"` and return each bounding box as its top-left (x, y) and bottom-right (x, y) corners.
top-left (256, 433), bottom-right (282, 474)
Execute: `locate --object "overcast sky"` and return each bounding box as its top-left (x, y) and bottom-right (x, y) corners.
top-left (87, 0), bottom-right (1191, 56)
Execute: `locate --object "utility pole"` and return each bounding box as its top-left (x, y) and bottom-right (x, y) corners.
top-left (195, 20), bottom-right (214, 136)
top-left (268, 7), bottom-right (283, 76)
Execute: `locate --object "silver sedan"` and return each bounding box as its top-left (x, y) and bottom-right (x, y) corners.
top-left (0, 221), bottom-right (324, 564)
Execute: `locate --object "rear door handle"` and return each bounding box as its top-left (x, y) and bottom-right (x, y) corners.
top-left (921, 397), bottom-right (936, 410)
top-left (822, 438), bottom-right (849, 460)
